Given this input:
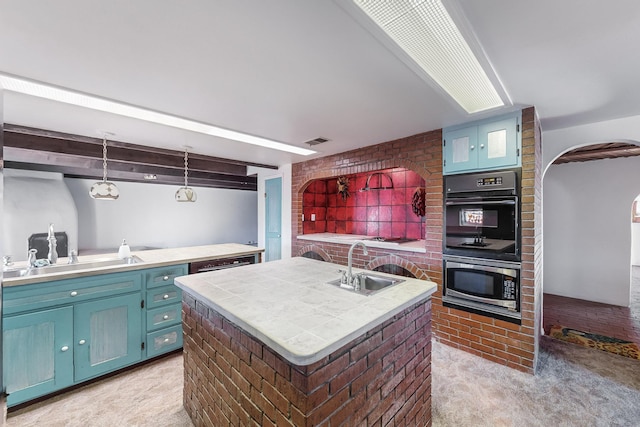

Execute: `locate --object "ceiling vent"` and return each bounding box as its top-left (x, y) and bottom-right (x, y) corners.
top-left (304, 137), bottom-right (329, 146)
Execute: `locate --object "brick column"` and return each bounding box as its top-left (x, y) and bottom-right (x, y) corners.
top-left (182, 293), bottom-right (433, 426)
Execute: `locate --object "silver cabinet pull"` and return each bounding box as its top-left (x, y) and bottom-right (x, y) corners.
top-left (480, 144), bottom-right (485, 149)
top-left (163, 315), bottom-right (169, 320)
top-left (61, 346), bottom-right (69, 352)
top-left (78, 339), bottom-right (86, 345)
top-left (163, 294), bottom-right (170, 299)
top-left (164, 338), bottom-right (170, 343)
top-left (163, 275), bottom-right (169, 281)
top-left (70, 291), bottom-right (78, 297)
top-left (470, 145), bottom-right (475, 150)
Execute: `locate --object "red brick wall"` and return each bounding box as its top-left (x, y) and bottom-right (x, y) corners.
top-left (292, 129), bottom-right (444, 287)
top-left (291, 107), bottom-right (542, 374)
top-left (182, 292), bottom-right (433, 426)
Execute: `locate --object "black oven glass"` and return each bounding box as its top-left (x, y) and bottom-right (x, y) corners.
top-left (453, 270), bottom-right (495, 295)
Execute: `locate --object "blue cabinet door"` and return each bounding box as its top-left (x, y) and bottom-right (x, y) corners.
top-left (74, 293), bottom-right (143, 381)
top-left (443, 125), bottom-right (478, 174)
top-left (3, 306), bottom-right (74, 406)
top-left (477, 115), bottom-right (520, 170)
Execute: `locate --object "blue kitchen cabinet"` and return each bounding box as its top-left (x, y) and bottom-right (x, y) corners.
top-left (74, 293), bottom-right (143, 382)
top-left (2, 306), bottom-right (74, 406)
top-left (2, 264), bottom-right (188, 407)
top-left (443, 111), bottom-right (521, 174)
top-left (143, 264), bottom-right (187, 358)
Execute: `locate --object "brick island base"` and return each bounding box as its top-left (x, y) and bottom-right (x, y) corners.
top-left (182, 293), bottom-right (433, 426)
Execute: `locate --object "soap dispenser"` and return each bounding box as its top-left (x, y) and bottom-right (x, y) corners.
top-left (118, 239), bottom-right (131, 259)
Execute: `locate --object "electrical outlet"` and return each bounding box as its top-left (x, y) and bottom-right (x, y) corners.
top-left (311, 213), bottom-right (316, 221)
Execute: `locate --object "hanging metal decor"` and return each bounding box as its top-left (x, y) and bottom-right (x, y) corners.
top-left (89, 133), bottom-right (120, 200)
top-left (337, 176), bottom-right (350, 200)
top-left (411, 187), bottom-right (426, 217)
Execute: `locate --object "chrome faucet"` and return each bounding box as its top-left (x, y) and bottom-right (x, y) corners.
top-left (347, 241), bottom-right (368, 289)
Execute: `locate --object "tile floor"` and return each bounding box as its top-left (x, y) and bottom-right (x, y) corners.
top-left (543, 265), bottom-right (640, 344)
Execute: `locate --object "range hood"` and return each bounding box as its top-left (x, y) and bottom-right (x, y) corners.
top-left (3, 169), bottom-right (78, 261)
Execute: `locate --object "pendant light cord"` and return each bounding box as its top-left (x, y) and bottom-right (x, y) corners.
top-left (183, 148), bottom-right (189, 187)
top-left (102, 135), bottom-right (109, 182)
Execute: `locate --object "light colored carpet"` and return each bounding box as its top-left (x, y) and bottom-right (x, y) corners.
top-left (6, 336), bottom-right (640, 426)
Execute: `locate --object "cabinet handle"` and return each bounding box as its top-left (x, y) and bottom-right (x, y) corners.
top-left (78, 339), bottom-right (86, 345)
top-left (70, 291), bottom-right (78, 297)
top-left (164, 338), bottom-right (170, 343)
top-left (163, 315), bottom-right (169, 320)
top-left (163, 275), bottom-right (169, 281)
top-left (470, 145), bottom-right (475, 150)
top-left (61, 346), bottom-right (69, 352)
top-left (480, 144), bottom-right (485, 149)
top-left (163, 294), bottom-right (170, 300)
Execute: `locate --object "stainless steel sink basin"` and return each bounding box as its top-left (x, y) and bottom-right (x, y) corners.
top-left (3, 255), bottom-right (144, 279)
top-left (327, 273), bottom-right (404, 296)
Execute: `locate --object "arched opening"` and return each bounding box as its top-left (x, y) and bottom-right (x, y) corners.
top-left (542, 141), bottom-right (640, 344)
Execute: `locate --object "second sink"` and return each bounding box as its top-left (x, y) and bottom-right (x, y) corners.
top-left (327, 273), bottom-right (404, 296)
top-left (3, 255), bottom-right (144, 279)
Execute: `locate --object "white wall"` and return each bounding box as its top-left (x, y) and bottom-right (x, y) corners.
top-left (252, 164), bottom-right (292, 261)
top-left (543, 156), bottom-right (640, 306)
top-left (65, 178), bottom-right (257, 252)
top-left (633, 194), bottom-right (640, 266)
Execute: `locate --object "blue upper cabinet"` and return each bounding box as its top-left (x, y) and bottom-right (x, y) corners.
top-left (443, 111), bottom-right (521, 175)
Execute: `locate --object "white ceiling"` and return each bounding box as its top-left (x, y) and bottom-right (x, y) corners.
top-left (2, 0), bottom-right (639, 168)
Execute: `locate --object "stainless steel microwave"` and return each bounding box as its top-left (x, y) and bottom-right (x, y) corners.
top-left (443, 255), bottom-right (521, 322)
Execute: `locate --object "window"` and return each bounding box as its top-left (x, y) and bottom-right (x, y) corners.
top-left (633, 200), bottom-right (640, 223)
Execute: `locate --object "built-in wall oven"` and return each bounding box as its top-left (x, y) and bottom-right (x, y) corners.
top-left (442, 170), bottom-right (522, 323)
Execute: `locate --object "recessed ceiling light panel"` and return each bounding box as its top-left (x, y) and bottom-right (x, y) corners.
top-left (352, 0), bottom-right (506, 113)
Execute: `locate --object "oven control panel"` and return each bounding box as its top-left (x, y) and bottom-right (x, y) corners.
top-left (477, 176), bottom-right (503, 187)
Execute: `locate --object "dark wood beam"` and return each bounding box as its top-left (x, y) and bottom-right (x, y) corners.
top-left (554, 142), bottom-right (640, 164)
top-left (3, 124), bottom-right (277, 191)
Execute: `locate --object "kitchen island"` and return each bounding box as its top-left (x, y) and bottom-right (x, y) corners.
top-left (175, 256), bottom-right (437, 426)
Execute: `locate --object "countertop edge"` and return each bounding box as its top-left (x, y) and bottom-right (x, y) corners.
top-left (297, 233), bottom-right (427, 253)
top-left (2, 244), bottom-right (264, 287)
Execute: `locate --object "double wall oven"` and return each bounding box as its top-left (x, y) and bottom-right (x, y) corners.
top-left (442, 170), bottom-right (522, 323)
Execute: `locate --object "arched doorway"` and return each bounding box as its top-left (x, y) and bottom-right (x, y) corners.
top-left (542, 142), bottom-right (640, 343)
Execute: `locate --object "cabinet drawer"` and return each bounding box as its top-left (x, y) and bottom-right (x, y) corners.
top-left (3, 272), bottom-right (143, 316)
top-left (146, 303), bottom-right (181, 332)
top-left (145, 265), bottom-right (188, 289)
top-left (146, 324), bottom-right (183, 358)
top-left (146, 285), bottom-right (181, 310)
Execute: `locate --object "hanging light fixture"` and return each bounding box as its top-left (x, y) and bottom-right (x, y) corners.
top-left (89, 133), bottom-right (120, 200)
top-left (175, 146), bottom-right (197, 202)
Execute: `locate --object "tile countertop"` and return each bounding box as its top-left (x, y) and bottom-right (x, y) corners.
top-left (297, 233), bottom-right (426, 253)
top-left (174, 257), bottom-right (437, 366)
top-left (2, 243), bottom-right (264, 287)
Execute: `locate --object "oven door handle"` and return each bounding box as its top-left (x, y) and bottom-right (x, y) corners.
top-left (446, 289), bottom-right (517, 310)
top-left (446, 199), bottom-right (516, 206)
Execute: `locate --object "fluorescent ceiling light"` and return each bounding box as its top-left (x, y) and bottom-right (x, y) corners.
top-left (0, 74), bottom-right (316, 156)
top-left (353, 0), bottom-right (505, 113)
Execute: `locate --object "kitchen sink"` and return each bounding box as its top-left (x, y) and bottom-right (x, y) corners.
top-left (327, 273), bottom-right (405, 296)
top-left (3, 255), bottom-right (144, 279)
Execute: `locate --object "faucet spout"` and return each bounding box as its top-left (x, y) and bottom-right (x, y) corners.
top-left (347, 241), bottom-right (368, 288)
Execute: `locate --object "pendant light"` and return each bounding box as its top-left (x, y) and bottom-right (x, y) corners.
top-left (89, 133), bottom-right (120, 200)
top-left (175, 146), bottom-right (197, 202)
